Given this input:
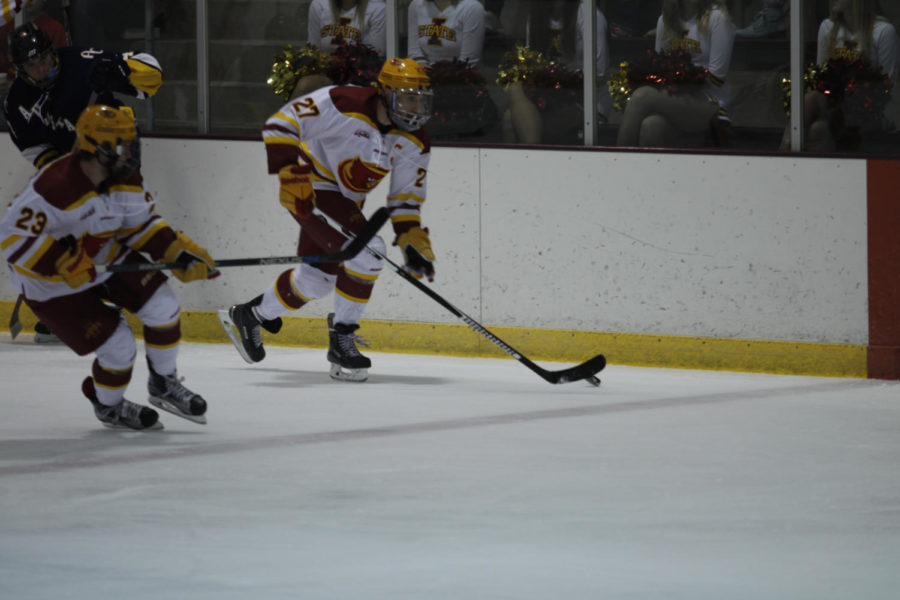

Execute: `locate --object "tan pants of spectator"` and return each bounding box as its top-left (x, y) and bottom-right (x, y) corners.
top-left (616, 86), bottom-right (719, 147)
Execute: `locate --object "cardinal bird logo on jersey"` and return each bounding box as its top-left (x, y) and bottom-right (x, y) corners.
top-left (338, 157), bottom-right (389, 194)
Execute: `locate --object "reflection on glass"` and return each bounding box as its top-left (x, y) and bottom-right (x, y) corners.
top-left (1, 1), bottom-right (894, 155)
top-left (780, 0), bottom-right (899, 153)
top-left (614, 0), bottom-right (735, 149)
top-left (497, 0), bottom-right (604, 146)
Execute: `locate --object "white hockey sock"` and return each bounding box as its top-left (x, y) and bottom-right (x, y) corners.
top-left (333, 294), bottom-right (365, 325)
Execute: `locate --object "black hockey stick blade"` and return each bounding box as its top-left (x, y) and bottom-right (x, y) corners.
top-left (9, 294), bottom-right (24, 340)
top-left (531, 354), bottom-right (606, 384)
top-left (97, 207), bottom-right (390, 274)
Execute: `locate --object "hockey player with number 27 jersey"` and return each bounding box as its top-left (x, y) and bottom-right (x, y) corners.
top-left (220, 58), bottom-right (435, 382)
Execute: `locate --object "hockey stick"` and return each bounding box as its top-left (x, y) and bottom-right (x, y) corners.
top-left (96, 206), bottom-right (390, 274)
top-left (323, 212), bottom-right (605, 385)
top-left (8, 295), bottom-right (24, 340)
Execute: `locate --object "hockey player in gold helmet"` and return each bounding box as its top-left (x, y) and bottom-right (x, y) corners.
top-left (376, 58), bottom-right (434, 132)
top-left (0, 104), bottom-right (218, 430)
top-left (74, 105), bottom-right (142, 192)
top-left (221, 58), bottom-right (436, 382)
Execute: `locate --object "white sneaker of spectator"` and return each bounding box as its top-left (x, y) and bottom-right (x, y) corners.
top-left (736, 8), bottom-right (786, 38)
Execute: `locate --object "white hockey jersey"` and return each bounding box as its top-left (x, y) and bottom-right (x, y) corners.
top-left (1, 155), bottom-right (177, 302)
top-left (262, 85), bottom-right (431, 232)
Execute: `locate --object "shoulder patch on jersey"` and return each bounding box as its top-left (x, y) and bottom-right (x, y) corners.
top-left (330, 86), bottom-right (380, 122)
top-left (33, 155), bottom-right (97, 210)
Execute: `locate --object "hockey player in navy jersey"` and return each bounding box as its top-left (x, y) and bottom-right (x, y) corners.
top-left (3, 22), bottom-right (162, 168)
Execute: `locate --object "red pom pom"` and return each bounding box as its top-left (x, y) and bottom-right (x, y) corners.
top-left (427, 59), bottom-right (490, 127)
top-left (326, 43), bottom-right (383, 87)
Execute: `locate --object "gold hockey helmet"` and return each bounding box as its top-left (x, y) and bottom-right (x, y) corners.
top-left (376, 58), bottom-right (433, 132)
top-left (75, 105), bottom-right (141, 180)
top-left (75, 105), bottom-right (137, 154)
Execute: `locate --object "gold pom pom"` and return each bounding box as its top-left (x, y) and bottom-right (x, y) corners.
top-left (781, 63), bottom-right (821, 116)
top-left (496, 45), bottom-right (550, 88)
top-left (267, 43), bottom-right (330, 101)
top-left (608, 62), bottom-right (631, 113)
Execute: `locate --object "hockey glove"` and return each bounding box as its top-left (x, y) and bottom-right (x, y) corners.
top-left (55, 235), bottom-right (97, 289)
top-left (162, 231), bottom-right (218, 282)
top-left (395, 226), bottom-right (435, 281)
top-left (278, 164), bottom-right (316, 219)
top-left (89, 55), bottom-right (131, 93)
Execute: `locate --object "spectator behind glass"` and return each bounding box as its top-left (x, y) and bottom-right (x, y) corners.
top-left (779, 0), bottom-right (899, 152)
top-left (736, 0), bottom-right (787, 38)
top-left (0, 0), bottom-right (66, 129)
top-left (406, 0), bottom-right (495, 140)
top-left (607, 0), bottom-right (662, 38)
top-left (502, 0), bottom-right (611, 144)
top-left (616, 0), bottom-right (735, 148)
top-left (407, 0), bottom-right (486, 68)
top-left (308, 0), bottom-right (387, 56)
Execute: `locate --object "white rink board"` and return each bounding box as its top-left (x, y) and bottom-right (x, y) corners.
top-left (0, 134), bottom-right (869, 344)
top-left (479, 150), bottom-right (868, 343)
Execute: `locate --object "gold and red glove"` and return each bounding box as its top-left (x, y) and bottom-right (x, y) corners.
top-left (395, 226), bottom-right (435, 281)
top-left (55, 236), bottom-right (97, 289)
top-left (162, 231), bottom-right (217, 282)
top-left (278, 164), bottom-right (316, 219)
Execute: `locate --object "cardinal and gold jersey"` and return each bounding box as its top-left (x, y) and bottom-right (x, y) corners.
top-left (263, 84), bottom-right (431, 234)
top-left (1, 154), bottom-right (177, 302)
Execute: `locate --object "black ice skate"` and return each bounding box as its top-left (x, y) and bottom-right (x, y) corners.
top-left (82, 377), bottom-right (162, 431)
top-left (327, 313), bottom-right (371, 382)
top-left (148, 368), bottom-right (208, 424)
top-left (218, 296), bottom-right (281, 364)
top-left (33, 321), bottom-right (61, 344)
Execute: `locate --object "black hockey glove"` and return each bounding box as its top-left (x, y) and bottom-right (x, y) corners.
top-left (89, 56), bottom-right (131, 93)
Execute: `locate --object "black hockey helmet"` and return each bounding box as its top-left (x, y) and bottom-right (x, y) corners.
top-left (9, 22), bottom-right (59, 89)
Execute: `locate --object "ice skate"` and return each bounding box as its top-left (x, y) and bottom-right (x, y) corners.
top-left (33, 321), bottom-right (61, 344)
top-left (82, 377), bottom-right (162, 431)
top-left (327, 313), bottom-right (371, 382)
top-left (148, 369), bottom-right (208, 424)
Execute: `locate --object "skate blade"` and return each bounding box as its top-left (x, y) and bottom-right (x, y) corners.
top-left (34, 332), bottom-right (63, 344)
top-left (148, 396), bottom-right (207, 425)
top-left (217, 309), bottom-right (256, 365)
top-left (329, 363), bottom-right (368, 382)
top-left (101, 420), bottom-right (165, 431)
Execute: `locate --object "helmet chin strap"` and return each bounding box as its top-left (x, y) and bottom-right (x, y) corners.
top-left (95, 152), bottom-right (138, 194)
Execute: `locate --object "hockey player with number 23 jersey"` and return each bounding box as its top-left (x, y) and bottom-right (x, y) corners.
top-left (220, 58), bottom-right (436, 382)
top-left (0, 105), bottom-right (217, 430)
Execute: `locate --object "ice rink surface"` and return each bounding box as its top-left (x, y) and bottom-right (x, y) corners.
top-left (1, 338), bottom-right (899, 599)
